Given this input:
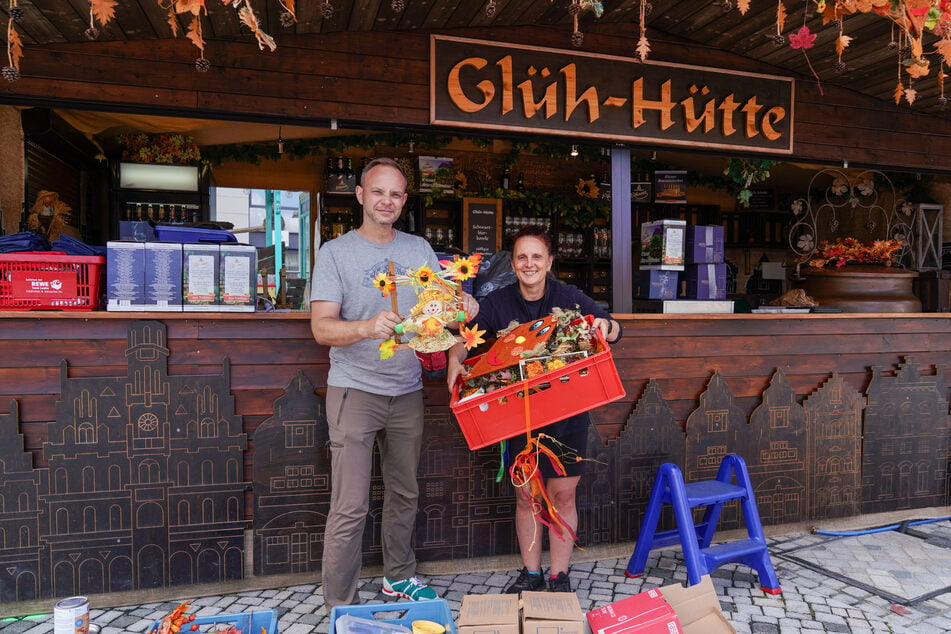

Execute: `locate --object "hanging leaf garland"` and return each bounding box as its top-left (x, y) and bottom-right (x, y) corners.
top-left (636, 0), bottom-right (650, 62)
top-left (789, 24), bottom-right (824, 96)
top-left (237, 0), bottom-right (277, 51)
top-left (2, 0), bottom-right (23, 82)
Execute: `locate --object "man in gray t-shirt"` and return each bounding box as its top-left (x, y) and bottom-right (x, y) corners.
top-left (310, 157), bottom-right (477, 609)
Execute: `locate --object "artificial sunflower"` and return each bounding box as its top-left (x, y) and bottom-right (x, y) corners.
top-left (373, 272), bottom-right (395, 296)
top-left (440, 253), bottom-right (483, 282)
top-left (576, 177), bottom-right (599, 198)
top-left (461, 324), bottom-right (487, 350)
top-left (379, 339), bottom-right (399, 360)
top-left (410, 265), bottom-right (434, 289)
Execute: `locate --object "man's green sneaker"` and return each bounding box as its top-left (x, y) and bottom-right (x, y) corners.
top-left (382, 576), bottom-right (439, 601)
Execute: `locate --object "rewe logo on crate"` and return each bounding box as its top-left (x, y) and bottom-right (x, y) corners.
top-left (13, 271), bottom-right (77, 296)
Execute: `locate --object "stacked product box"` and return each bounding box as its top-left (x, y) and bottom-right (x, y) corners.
top-left (219, 243), bottom-right (257, 312)
top-left (638, 269), bottom-right (679, 299)
top-left (145, 242), bottom-right (183, 311)
top-left (106, 241), bottom-right (146, 311)
top-left (640, 219), bottom-right (686, 270)
top-left (182, 243), bottom-right (220, 311)
top-left (684, 225), bottom-right (726, 300)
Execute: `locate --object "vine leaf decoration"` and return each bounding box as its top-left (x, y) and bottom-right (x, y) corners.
top-left (737, 0), bottom-right (751, 14)
top-left (789, 25), bottom-right (823, 96)
top-left (636, 0), bottom-right (650, 62)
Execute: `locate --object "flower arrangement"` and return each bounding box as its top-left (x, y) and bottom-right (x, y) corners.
top-left (119, 133), bottom-right (202, 165)
top-left (804, 237), bottom-right (903, 269)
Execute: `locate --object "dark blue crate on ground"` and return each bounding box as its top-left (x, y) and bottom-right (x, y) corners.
top-left (328, 599), bottom-right (456, 634)
top-left (150, 609), bottom-right (278, 634)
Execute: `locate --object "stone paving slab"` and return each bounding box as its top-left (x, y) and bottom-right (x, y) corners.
top-left (4, 524), bottom-right (951, 634)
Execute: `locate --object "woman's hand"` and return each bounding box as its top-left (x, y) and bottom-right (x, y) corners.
top-left (593, 317), bottom-right (618, 343)
top-left (446, 342), bottom-right (468, 392)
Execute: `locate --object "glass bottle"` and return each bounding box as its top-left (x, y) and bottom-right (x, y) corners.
top-left (516, 173), bottom-right (525, 192)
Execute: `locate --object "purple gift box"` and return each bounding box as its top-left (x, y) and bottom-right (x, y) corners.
top-left (638, 269), bottom-right (679, 299)
top-left (684, 263), bottom-right (727, 299)
top-left (686, 225), bottom-right (725, 263)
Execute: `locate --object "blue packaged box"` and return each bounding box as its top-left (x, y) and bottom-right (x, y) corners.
top-left (145, 242), bottom-right (183, 311)
top-left (219, 243), bottom-right (257, 312)
top-left (329, 599), bottom-right (456, 634)
top-left (638, 269), bottom-right (679, 300)
top-left (685, 263), bottom-right (727, 299)
top-left (182, 243), bottom-right (219, 311)
top-left (686, 225), bottom-right (725, 263)
top-left (106, 241), bottom-right (146, 311)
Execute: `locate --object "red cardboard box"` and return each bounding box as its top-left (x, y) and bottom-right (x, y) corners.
top-left (586, 587), bottom-right (680, 634)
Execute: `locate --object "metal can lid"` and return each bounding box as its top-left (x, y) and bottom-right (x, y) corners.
top-left (54, 596), bottom-right (89, 609)
top-left (88, 624), bottom-right (102, 634)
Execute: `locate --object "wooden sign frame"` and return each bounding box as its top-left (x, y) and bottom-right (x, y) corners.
top-left (462, 197), bottom-right (502, 254)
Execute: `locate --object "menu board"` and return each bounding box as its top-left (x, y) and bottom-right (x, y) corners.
top-left (462, 198), bottom-right (502, 254)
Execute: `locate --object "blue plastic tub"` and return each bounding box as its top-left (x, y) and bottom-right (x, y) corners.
top-left (328, 599), bottom-right (455, 634)
top-left (149, 609), bottom-right (278, 634)
top-left (154, 224), bottom-right (238, 243)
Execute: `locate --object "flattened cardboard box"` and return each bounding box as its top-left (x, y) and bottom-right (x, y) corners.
top-left (585, 576), bottom-right (734, 634)
top-left (457, 594), bottom-right (519, 634)
top-left (145, 242), bottom-right (183, 311)
top-left (521, 591), bottom-right (585, 634)
top-left (106, 241), bottom-right (146, 311)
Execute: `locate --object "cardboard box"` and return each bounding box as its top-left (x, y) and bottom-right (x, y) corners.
top-left (106, 241), bottom-right (146, 311)
top-left (219, 243), bottom-right (257, 312)
top-left (522, 591), bottom-right (585, 634)
top-left (457, 594), bottom-right (519, 634)
top-left (586, 576), bottom-right (734, 634)
top-left (684, 263), bottom-right (727, 300)
top-left (182, 243), bottom-right (219, 311)
top-left (685, 225), bottom-right (725, 263)
top-left (587, 586), bottom-right (679, 634)
top-left (145, 242), bottom-right (183, 311)
top-left (638, 269), bottom-right (679, 300)
top-left (631, 299), bottom-right (734, 314)
top-left (640, 220), bottom-right (686, 270)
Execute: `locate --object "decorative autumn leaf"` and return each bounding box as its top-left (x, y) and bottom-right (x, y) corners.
top-left (905, 57), bottom-right (930, 78)
top-left (910, 37), bottom-right (923, 58)
top-left (835, 34), bottom-right (853, 56)
top-left (776, 1), bottom-right (787, 32)
top-left (894, 80), bottom-right (904, 104)
top-left (737, 0), bottom-right (751, 15)
top-left (904, 86), bottom-right (918, 104)
top-left (9, 27), bottom-right (23, 70)
top-left (186, 15), bottom-right (203, 50)
top-left (936, 39), bottom-right (951, 67)
top-left (89, 0), bottom-right (118, 25)
top-left (636, 35), bottom-right (650, 61)
top-left (789, 25), bottom-right (817, 49)
top-left (166, 7), bottom-right (179, 36)
top-left (175, 0), bottom-right (206, 17)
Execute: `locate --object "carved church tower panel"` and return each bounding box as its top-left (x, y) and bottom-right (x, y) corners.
top-left (0, 401), bottom-right (42, 603)
top-left (746, 368), bottom-right (807, 526)
top-left (610, 379), bottom-right (684, 543)
top-left (862, 358), bottom-right (949, 514)
top-left (804, 373), bottom-right (865, 520)
top-left (253, 371), bottom-right (330, 576)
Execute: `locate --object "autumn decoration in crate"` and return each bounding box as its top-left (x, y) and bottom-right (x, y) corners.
top-left (449, 307), bottom-right (625, 451)
top-left (149, 600), bottom-right (277, 634)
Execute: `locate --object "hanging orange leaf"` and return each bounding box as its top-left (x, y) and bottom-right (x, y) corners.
top-left (904, 86), bottom-right (918, 104)
top-left (835, 34), bottom-right (853, 57)
top-left (175, 0), bottom-right (206, 17)
top-left (636, 35), bottom-right (650, 62)
top-left (279, 0), bottom-right (296, 21)
top-left (906, 57), bottom-right (930, 78)
top-left (893, 80), bottom-right (904, 104)
top-left (853, 0), bottom-right (873, 12)
top-left (89, 0), bottom-right (118, 25)
top-left (936, 40), bottom-right (951, 67)
top-left (737, 0), bottom-right (751, 14)
top-left (166, 7), bottom-right (179, 36)
top-left (8, 26), bottom-right (23, 70)
top-left (776, 1), bottom-right (787, 32)
top-left (186, 15), bottom-right (203, 50)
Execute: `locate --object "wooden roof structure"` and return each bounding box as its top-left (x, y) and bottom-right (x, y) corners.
top-left (3, 0), bottom-right (949, 120)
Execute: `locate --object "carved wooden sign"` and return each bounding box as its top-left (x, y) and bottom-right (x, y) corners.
top-left (431, 35), bottom-right (794, 154)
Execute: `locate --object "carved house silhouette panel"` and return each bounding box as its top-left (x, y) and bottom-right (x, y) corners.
top-left (744, 368), bottom-right (807, 527)
top-left (862, 358), bottom-right (949, 514)
top-left (803, 373), bottom-right (865, 520)
top-left (18, 320), bottom-right (251, 600)
top-left (0, 401), bottom-right (42, 603)
top-left (252, 371), bottom-right (330, 577)
top-left (606, 379), bottom-right (684, 543)
top-left (577, 423), bottom-right (616, 548)
top-left (685, 371), bottom-right (746, 530)
top-left (466, 439), bottom-right (517, 559)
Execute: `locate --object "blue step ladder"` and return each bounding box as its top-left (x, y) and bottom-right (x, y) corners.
top-left (625, 454), bottom-right (782, 595)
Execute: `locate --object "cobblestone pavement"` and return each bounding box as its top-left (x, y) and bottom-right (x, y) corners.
top-left (3, 520), bottom-right (950, 634)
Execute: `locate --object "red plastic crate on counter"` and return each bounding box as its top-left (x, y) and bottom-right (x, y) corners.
top-left (0, 252), bottom-right (105, 311)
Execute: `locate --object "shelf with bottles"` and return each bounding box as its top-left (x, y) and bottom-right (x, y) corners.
top-left (120, 201), bottom-right (201, 225)
top-left (319, 191), bottom-right (359, 242)
top-left (420, 197), bottom-right (462, 251)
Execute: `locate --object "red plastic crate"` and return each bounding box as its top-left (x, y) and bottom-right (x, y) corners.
top-left (450, 323), bottom-right (625, 450)
top-left (0, 252), bottom-right (105, 311)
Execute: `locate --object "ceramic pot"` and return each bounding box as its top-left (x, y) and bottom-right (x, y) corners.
top-left (796, 266), bottom-right (921, 313)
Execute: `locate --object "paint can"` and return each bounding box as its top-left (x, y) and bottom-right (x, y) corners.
top-left (53, 596), bottom-right (89, 634)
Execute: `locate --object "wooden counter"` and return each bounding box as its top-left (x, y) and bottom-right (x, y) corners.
top-left (1, 310), bottom-right (949, 603)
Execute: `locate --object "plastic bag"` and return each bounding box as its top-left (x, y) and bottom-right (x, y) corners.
top-left (472, 251), bottom-right (515, 300)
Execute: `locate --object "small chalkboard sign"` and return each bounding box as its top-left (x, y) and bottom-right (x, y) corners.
top-left (463, 197), bottom-right (502, 254)
top-left (746, 188), bottom-right (776, 210)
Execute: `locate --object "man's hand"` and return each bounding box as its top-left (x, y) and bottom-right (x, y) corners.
top-left (371, 310), bottom-right (404, 340)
